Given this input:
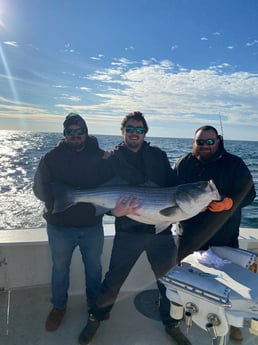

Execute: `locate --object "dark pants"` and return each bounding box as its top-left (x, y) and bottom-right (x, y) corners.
top-left (91, 227), bottom-right (178, 328)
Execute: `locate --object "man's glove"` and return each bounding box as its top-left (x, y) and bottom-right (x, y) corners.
top-left (208, 197), bottom-right (233, 212)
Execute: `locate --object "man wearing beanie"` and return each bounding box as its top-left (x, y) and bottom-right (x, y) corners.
top-left (33, 112), bottom-right (113, 332)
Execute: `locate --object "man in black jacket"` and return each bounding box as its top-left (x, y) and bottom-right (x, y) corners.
top-left (174, 125), bottom-right (256, 341)
top-left (78, 112), bottom-right (191, 345)
top-left (33, 113), bottom-right (113, 332)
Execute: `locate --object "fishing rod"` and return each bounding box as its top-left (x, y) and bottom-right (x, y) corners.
top-left (219, 113), bottom-right (224, 137)
top-left (218, 113), bottom-right (225, 150)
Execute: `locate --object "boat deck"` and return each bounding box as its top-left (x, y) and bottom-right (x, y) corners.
top-left (1, 286), bottom-right (258, 345)
top-left (1, 227), bottom-right (258, 344)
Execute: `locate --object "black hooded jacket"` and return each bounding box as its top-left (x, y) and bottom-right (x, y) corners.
top-left (33, 136), bottom-right (113, 227)
top-left (108, 141), bottom-right (180, 234)
top-left (173, 148), bottom-right (256, 260)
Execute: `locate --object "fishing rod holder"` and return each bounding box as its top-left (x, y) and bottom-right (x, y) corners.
top-left (185, 302), bottom-right (198, 330)
top-left (205, 313), bottom-right (221, 340)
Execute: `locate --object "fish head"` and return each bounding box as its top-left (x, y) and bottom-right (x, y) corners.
top-left (175, 180), bottom-right (221, 216)
top-left (205, 180), bottom-right (221, 200)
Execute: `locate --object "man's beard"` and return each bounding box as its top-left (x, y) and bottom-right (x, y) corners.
top-left (67, 141), bottom-right (85, 151)
top-left (197, 150), bottom-right (219, 162)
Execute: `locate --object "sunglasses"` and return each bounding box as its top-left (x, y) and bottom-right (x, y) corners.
top-left (65, 128), bottom-right (86, 136)
top-left (125, 125), bottom-right (145, 134)
top-left (195, 138), bottom-right (216, 146)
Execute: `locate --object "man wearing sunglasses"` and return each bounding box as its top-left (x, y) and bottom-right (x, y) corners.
top-left (78, 111), bottom-right (192, 345)
top-left (173, 125), bottom-right (256, 341)
top-left (33, 113), bottom-right (113, 333)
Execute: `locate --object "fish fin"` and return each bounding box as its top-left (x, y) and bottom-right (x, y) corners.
top-left (52, 183), bottom-right (75, 213)
top-left (159, 206), bottom-right (178, 217)
top-left (155, 222), bottom-right (172, 233)
top-left (101, 176), bottom-right (158, 188)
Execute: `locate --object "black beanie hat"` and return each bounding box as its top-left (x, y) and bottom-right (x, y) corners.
top-left (63, 113), bottom-right (88, 135)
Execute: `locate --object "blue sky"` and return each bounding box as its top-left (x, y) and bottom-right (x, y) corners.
top-left (0, 0), bottom-right (258, 140)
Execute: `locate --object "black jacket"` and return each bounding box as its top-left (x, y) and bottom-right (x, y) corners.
top-left (109, 141), bottom-right (180, 234)
top-left (33, 136), bottom-right (113, 227)
top-left (173, 149), bottom-right (256, 260)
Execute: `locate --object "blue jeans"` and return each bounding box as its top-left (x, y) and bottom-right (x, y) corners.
top-left (47, 222), bottom-right (104, 309)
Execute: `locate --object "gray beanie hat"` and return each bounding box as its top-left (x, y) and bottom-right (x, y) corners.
top-left (63, 113), bottom-right (88, 134)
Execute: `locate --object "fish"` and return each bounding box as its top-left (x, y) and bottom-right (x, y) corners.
top-left (52, 180), bottom-right (221, 233)
top-left (177, 178), bottom-right (255, 261)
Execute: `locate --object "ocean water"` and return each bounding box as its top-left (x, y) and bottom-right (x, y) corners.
top-left (0, 130), bottom-right (257, 230)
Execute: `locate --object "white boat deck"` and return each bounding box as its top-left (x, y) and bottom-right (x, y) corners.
top-left (0, 226), bottom-right (258, 345)
top-left (1, 286), bottom-right (258, 345)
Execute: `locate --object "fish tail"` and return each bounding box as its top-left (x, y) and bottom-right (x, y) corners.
top-left (52, 183), bottom-right (75, 213)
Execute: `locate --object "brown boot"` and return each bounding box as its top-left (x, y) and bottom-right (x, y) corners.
top-left (230, 326), bottom-right (243, 341)
top-left (45, 307), bottom-right (66, 331)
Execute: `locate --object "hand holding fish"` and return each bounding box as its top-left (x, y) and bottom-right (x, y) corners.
top-left (208, 197), bottom-right (233, 212)
top-left (111, 195), bottom-right (142, 217)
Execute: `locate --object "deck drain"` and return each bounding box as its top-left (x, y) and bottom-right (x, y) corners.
top-left (134, 289), bottom-right (161, 321)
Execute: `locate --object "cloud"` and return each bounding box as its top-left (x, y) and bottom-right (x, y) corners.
top-left (246, 40), bottom-right (258, 47)
top-left (3, 41), bottom-right (19, 48)
top-left (52, 85), bottom-right (68, 88)
top-left (71, 58), bottom-right (258, 128)
top-left (125, 46), bottom-right (135, 51)
top-left (80, 86), bottom-right (91, 91)
top-left (171, 45), bottom-right (178, 51)
top-left (1, 55), bottom-right (258, 138)
top-left (0, 96), bottom-right (48, 116)
top-left (61, 43), bottom-right (80, 54)
top-left (111, 57), bottom-right (136, 66)
top-left (90, 54), bottom-right (105, 60)
top-left (67, 96), bottom-right (81, 101)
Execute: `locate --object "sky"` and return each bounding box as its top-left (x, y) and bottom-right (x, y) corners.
top-left (0, 0), bottom-right (258, 141)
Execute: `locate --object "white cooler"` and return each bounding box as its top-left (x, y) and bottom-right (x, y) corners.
top-left (160, 246), bottom-right (258, 344)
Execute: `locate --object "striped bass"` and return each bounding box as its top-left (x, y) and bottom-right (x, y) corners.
top-left (53, 180), bottom-right (221, 233)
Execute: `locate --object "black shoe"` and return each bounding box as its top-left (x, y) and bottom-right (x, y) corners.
top-left (166, 326), bottom-right (192, 345)
top-left (78, 314), bottom-right (100, 345)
